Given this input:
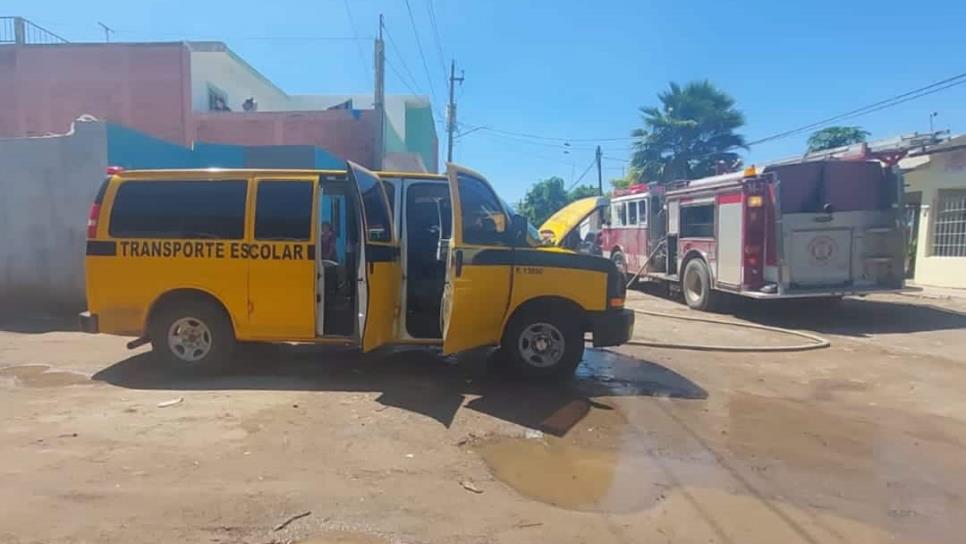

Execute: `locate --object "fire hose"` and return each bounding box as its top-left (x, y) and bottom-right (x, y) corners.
top-left (615, 238), bottom-right (830, 352)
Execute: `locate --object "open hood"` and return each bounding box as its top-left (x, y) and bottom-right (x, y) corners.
top-left (538, 196), bottom-right (609, 246)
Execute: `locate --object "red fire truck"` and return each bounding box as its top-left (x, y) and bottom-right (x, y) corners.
top-left (592, 160), bottom-right (906, 310)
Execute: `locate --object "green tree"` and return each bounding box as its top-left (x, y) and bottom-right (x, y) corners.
top-left (631, 80), bottom-right (746, 182)
top-left (517, 177), bottom-right (570, 225)
top-left (568, 185), bottom-right (599, 200)
top-left (609, 165), bottom-right (642, 191)
top-left (807, 126), bottom-right (870, 152)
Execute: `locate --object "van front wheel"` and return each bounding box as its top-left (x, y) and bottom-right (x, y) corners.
top-left (149, 300), bottom-right (234, 372)
top-left (501, 310), bottom-right (584, 379)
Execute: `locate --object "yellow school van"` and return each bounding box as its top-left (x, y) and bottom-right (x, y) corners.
top-left (80, 162), bottom-right (633, 378)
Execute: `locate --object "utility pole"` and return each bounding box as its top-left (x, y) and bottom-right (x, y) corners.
top-left (97, 21), bottom-right (114, 43)
top-left (446, 60), bottom-right (464, 164)
top-left (596, 145), bottom-right (603, 195)
top-left (929, 112), bottom-right (938, 133)
top-left (373, 15), bottom-right (385, 170)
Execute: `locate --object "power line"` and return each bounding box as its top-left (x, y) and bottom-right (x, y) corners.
top-left (385, 57), bottom-right (422, 96)
top-left (383, 27), bottom-right (424, 94)
top-left (341, 0), bottom-right (372, 86)
top-left (460, 122), bottom-right (637, 143)
top-left (748, 71), bottom-right (966, 146)
top-left (425, 0), bottom-right (449, 81)
top-left (568, 156), bottom-right (598, 191)
top-left (403, 0), bottom-right (440, 106)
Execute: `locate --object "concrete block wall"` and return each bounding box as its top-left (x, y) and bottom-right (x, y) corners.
top-left (0, 121), bottom-right (107, 313)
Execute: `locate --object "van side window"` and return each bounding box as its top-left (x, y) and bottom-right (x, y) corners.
top-left (255, 180), bottom-right (313, 240)
top-left (680, 204), bottom-right (715, 238)
top-left (457, 173), bottom-right (508, 246)
top-left (628, 200), bottom-right (638, 225)
top-left (109, 180), bottom-right (246, 239)
top-left (353, 169), bottom-right (393, 243)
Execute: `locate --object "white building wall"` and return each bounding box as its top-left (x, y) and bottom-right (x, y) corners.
top-left (189, 49), bottom-right (289, 113)
top-left (906, 149), bottom-right (966, 289)
top-left (0, 121), bottom-right (108, 311)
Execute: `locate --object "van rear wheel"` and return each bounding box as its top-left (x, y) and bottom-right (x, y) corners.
top-left (501, 309), bottom-right (584, 379)
top-left (149, 299), bottom-right (234, 372)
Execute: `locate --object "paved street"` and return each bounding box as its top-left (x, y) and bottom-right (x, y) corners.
top-left (2, 290), bottom-right (966, 544)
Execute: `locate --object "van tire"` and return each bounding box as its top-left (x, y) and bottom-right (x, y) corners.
top-left (501, 308), bottom-right (584, 379)
top-left (681, 258), bottom-right (717, 311)
top-left (149, 299), bottom-right (235, 372)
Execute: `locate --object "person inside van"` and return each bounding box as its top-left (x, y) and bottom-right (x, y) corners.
top-left (320, 221), bottom-right (337, 261)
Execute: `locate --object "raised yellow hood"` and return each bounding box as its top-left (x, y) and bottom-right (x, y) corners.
top-left (538, 196), bottom-right (608, 246)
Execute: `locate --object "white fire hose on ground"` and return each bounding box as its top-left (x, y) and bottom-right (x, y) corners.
top-left (614, 239), bottom-right (830, 353)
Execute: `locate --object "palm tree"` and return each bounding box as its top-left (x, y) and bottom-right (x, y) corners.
top-left (631, 81), bottom-right (746, 182)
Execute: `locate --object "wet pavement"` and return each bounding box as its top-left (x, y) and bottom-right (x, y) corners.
top-left (1, 291), bottom-right (966, 543)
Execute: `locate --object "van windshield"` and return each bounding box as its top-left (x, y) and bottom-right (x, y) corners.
top-left (766, 161), bottom-right (898, 214)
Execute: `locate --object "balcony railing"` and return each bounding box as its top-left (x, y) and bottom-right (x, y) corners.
top-left (0, 17), bottom-right (68, 45)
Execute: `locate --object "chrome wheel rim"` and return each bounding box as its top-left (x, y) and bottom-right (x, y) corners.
top-left (167, 317), bottom-right (212, 363)
top-left (518, 322), bottom-right (565, 368)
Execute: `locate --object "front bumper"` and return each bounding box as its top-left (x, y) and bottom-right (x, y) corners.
top-left (589, 308), bottom-right (634, 347)
top-left (78, 311), bottom-right (98, 333)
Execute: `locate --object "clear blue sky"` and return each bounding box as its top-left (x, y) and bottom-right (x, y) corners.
top-left (12, 0), bottom-right (966, 201)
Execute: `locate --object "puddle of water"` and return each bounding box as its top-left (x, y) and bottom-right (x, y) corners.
top-left (0, 365), bottom-right (90, 387)
top-left (477, 402), bottom-right (672, 512)
top-left (575, 349), bottom-right (706, 399)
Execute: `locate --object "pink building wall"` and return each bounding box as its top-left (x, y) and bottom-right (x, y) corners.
top-left (0, 44), bottom-right (192, 144)
top-left (0, 43), bottom-right (377, 167)
top-left (193, 110), bottom-right (376, 166)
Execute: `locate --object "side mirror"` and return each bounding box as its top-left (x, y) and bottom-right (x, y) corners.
top-left (510, 214), bottom-right (528, 245)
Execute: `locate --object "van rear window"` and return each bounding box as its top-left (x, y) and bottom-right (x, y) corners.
top-left (109, 180), bottom-right (247, 239)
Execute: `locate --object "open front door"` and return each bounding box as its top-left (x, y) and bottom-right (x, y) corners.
top-left (347, 162), bottom-right (400, 352)
top-left (441, 164), bottom-right (514, 355)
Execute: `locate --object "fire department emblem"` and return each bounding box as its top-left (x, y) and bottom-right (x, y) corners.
top-left (808, 235), bottom-right (837, 266)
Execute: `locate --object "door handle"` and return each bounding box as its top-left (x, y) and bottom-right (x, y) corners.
top-left (454, 249), bottom-right (463, 278)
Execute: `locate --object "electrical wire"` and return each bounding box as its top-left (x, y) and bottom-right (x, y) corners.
top-left (425, 0), bottom-right (449, 81)
top-left (383, 27), bottom-right (424, 95)
top-left (341, 0), bottom-right (372, 86)
top-left (568, 156), bottom-right (598, 191)
top-left (747, 72), bottom-right (966, 146)
top-left (403, 0), bottom-right (441, 106)
top-left (385, 57), bottom-right (423, 96)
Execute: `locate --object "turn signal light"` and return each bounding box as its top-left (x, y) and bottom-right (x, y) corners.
top-left (747, 195), bottom-right (763, 208)
top-left (609, 297), bottom-right (624, 308)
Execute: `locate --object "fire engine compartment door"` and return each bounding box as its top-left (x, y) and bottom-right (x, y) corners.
top-left (346, 161), bottom-right (400, 352)
top-left (715, 193), bottom-right (743, 287)
top-left (441, 164), bottom-right (513, 355)
top-left (786, 226), bottom-right (853, 288)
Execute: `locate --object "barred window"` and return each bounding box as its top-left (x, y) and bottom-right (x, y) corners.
top-left (932, 191), bottom-right (966, 257)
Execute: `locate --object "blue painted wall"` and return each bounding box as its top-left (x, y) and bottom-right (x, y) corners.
top-left (105, 123), bottom-right (346, 171)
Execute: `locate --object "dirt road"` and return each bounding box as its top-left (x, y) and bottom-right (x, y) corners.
top-left (2, 291), bottom-right (965, 543)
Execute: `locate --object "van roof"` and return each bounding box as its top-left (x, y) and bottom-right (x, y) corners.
top-left (112, 168), bottom-right (447, 180)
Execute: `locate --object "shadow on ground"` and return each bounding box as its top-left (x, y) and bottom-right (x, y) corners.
top-left (0, 313), bottom-right (78, 334)
top-left (632, 282), bottom-right (966, 338)
top-left (92, 345), bottom-right (706, 436)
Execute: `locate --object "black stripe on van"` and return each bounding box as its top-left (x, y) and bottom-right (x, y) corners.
top-left (86, 240), bottom-right (117, 256)
top-left (470, 248), bottom-right (615, 274)
top-left (366, 244), bottom-right (399, 262)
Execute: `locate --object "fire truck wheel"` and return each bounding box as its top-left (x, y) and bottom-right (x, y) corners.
top-left (682, 258), bottom-right (717, 311)
top-left (149, 299), bottom-right (235, 373)
top-left (501, 309), bottom-right (584, 379)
